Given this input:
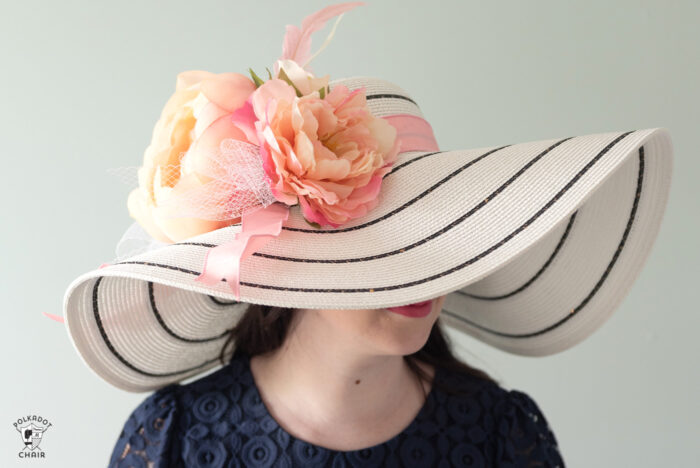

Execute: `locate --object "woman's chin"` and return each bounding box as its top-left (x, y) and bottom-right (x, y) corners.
top-left (372, 328), bottom-right (432, 356)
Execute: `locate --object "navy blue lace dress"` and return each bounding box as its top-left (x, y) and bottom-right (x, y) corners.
top-left (108, 351), bottom-right (565, 467)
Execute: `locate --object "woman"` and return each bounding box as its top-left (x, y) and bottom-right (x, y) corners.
top-left (107, 298), bottom-right (565, 467)
top-left (60, 2), bottom-right (673, 467)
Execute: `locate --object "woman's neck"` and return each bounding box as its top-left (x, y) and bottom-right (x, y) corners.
top-left (248, 311), bottom-right (434, 450)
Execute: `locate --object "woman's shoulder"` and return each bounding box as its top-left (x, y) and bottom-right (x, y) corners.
top-left (108, 358), bottom-right (249, 467)
top-left (436, 364), bottom-right (547, 411)
top-left (108, 384), bottom-right (180, 467)
top-left (433, 366), bottom-right (566, 467)
top-left (489, 386), bottom-right (565, 467)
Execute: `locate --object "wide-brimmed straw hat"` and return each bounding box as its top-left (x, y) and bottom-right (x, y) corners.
top-left (61, 3), bottom-right (674, 392)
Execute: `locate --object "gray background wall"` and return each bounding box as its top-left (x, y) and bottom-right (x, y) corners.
top-left (1, 0), bottom-right (697, 466)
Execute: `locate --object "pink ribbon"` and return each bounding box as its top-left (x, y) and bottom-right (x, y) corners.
top-left (194, 201), bottom-right (290, 300)
top-left (383, 114), bottom-right (440, 153)
top-left (194, 113), bottom-right (437, 299)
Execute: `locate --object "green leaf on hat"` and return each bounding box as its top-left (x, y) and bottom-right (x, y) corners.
top-left (318, 86), bottom-right (326, 99)
top-left (303, 217), bottom-right (322, 229)
top-left (265, 67), bottom-right (273, 80)
top-left (249, 68), bottom-right (265, 88)
top-left (277, 67), bottom-right (304, 97)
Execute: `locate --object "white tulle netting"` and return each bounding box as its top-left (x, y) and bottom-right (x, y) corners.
top-left (106, 138), bottom-right (279, 263)
top-left (112, 221), bottom-right (169, 263)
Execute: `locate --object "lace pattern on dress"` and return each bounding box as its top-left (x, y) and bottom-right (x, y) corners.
top-left (109, 387), bottom-right (178, 468)
top-left (108, 353), bottom-right (566, 467)
top-left (491, 389), bottom-right (565, 467)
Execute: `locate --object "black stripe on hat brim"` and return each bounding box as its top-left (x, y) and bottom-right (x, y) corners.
top-left (452, 212), bottom-right (578, 301)
top-left (92, 276), bottom-right (222, 378)
top-left (113, 131), bottom-right (636, 294)
top-left (148, 281), bottom-right (232, 343)
top-left (147, 146), bottom-right (506, 259)
top-left (122, 137), bottom-right (570, 266)
top-left (443, 145), bottom-right (644, 338)
top-left (208, 295), bottom-right (239, 306)
top-left (248, 139), bottom-right (572, 260)
top-left (91, 142), bottom-right (642, 378)
top-left (365, 93), bottom-right (418, 106)
top-left (126, 134), bottom-right (590, 264)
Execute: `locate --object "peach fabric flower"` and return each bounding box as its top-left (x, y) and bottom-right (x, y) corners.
top-left (250, 78), bottom-right (400, 227)
top-left (127, 71), bottom-right (257, 243)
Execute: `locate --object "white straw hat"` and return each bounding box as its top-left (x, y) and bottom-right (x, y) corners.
top-left (61, 5), bottom-right (674, 393)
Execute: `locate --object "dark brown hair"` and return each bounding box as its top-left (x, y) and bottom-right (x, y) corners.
top-left (219, 304), bottom-right (500, 398)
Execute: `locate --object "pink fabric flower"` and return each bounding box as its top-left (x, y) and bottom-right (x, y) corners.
top-left (246, 79), bottom-right (400, 227)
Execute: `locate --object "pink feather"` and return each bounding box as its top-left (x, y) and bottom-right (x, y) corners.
top-left (43, 311), bottom-right (65, 323)
top-left (276, 2), bottom-right (364, 74)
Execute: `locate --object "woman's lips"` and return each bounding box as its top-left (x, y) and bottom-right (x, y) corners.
top-left (385, 300), bottom-right (434, 318)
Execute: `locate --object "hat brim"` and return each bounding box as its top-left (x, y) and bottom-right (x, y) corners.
top-left (63, 77), bottom-right (673, 391)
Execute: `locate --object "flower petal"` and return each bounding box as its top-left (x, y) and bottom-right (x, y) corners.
top-left (251, 79), bottom-right (296, 121)
top-left (230, 100), bottom-right (259, 146)
top-left (276, 59), bottom-right (329, 96)
top-left (185, 114), bottom-right (248, 177)
top-left (193, 100), bottom-right (230, 141)
top-left (297, 194), bottom-right (337, 227)
top-left (200, 73), bottom-right (256, 113)
top-left (176, 70), bottom-right (214, 90)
